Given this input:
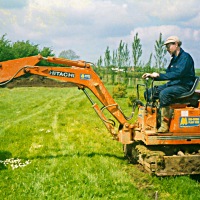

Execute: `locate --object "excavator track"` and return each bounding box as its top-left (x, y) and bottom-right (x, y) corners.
top-left (124, 143), bottom-right (200, 176)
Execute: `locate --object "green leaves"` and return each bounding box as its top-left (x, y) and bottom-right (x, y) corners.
top-left (154, 33), bottom-right (167, 71)
top-left (0, 34), bottom-right (54, 62)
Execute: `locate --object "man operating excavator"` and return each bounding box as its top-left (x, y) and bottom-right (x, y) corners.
top-left (142, 36), bottom-right (195, 133)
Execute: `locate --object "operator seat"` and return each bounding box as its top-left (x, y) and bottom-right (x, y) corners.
top-left (177, 76), bottom-right (199, 99)
top-left (172, 76), bottom-right (199, 107)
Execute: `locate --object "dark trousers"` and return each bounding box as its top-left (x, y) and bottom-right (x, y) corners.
top-left (144, 84), bottom-right (190, 107)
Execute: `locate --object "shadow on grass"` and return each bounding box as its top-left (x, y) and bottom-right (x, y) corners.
top-left (190, 174), bottom-right (200, 182)
top-left (29, 151), bottom-right (125, 161)
top-left (156, 174), bottom-right (200, 183)
top-left (0, 150), bottom-right (12, 170)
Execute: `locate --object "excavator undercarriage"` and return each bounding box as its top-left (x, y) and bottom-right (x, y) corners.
top-left (124, 142), bottom-right (200, 176)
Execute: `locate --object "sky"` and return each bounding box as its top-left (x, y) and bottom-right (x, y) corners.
top-left (0, 0), bottom-right (200, 68)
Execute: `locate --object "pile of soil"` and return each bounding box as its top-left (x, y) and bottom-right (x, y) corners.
top-left (3, 74), bottom-right (76, 88)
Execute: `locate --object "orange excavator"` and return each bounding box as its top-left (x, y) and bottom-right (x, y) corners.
top-left (0, 55), bottom-right (200, 176)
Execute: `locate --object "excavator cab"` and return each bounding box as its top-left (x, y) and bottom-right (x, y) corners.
top-left (135, 76), bottom-right (200, 133)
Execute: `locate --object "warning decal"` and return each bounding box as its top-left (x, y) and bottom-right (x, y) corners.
top-left (80, 74), bottom-right (91, 80)
top-left (179, 117), bottom-right (200, 127)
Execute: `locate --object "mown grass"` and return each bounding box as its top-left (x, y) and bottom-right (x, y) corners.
top-left (0, 86), bottom-right (200, 200)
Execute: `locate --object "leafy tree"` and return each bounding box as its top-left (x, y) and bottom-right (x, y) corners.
top-left (154, 33), bottom-right (167, 70)
top-left (97, 56), bottom-right (103, 67)
top-left (0, 34), bottom-right (13, 61)
top-left (0, 34), bottom-right (56, 67)
top-left (111, 50), bottom-right (117, 67)
top-left (39, 47), bottom-right (54, 57)
top-left (144, 53), bottom-right (153, 73)
top-left (110, 65), bottom-right (116, 85)
top-left (115, 40), bottom-right (125, 83)
top-left (117, 40), bottom-right (125, 68)
top-left (104, 46), bottom-right (111, 82)
top-left (59, 49), bottom-right (80, 60)
top-left (104, 46), bottom-right (111, 67)
top-left (12, 40), bottom-right (39, 58)
top-left (38, 47), bottom-right (55, 66)
top-left (132, 32), bottom-right (142, 69)
top-left (124, 43), bottom-right (130, 67)
top-left (96, 56), bottom-right (104, 78)
top-left (11, 40), bottom-right (55, 66)
top-left (107, 51), bottom-right (117, 84)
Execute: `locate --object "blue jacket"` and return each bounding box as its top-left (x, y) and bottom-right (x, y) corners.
top-left (155, 48), bottom-right (195, 89)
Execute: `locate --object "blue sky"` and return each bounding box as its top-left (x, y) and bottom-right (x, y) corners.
top-left (0, 0), bottom-right (200, 68)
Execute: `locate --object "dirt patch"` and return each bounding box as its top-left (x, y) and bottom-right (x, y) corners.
top-left (2, 74), bottom-right (76, 88)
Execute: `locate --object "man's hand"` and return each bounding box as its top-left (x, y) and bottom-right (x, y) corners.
top-left (151, 72), bottom-right (159, 78)
top-left (142, 73), bottom-right (151, 78)
top-left (142, 72), bottom-right (159, 79)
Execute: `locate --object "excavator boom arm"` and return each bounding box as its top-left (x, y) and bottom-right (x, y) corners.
top-left (0, 55), bottom-right (132, 143)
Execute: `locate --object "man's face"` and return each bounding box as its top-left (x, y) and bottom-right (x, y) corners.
top-left (166, 42), bottom-right (178, 55)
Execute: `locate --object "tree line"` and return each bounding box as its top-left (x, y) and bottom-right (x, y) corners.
top-left (0, 34), bottom-right (83, 66)
top-left (0, 34), bottom-right (54, 65)
top-left (94, 32), bottom-right (168, 84)
top-left (97, 33), bottom-right (167, 71)
top-left (0, 33), bottom-right (167, 82)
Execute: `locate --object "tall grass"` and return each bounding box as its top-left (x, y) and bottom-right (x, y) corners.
top-left (0, 87), bottom-right (199, 200)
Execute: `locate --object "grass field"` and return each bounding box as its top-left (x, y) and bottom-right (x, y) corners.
top-left (0, 86), bottom-right (200, 200)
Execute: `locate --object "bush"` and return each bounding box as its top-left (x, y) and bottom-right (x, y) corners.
top-left (127, 93), bottom-right (137, 107)
top-left (113, 84), bottom-right (127, 98)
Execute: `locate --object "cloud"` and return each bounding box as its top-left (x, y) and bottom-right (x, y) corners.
top-left (0, 0), bottom-right (200, 67)
top-left (128, 25), bottom-right (200, 62)
top-left (137, 0), bottom-right (199, 24)
top-left (183, 12), bottom-right (200, 28)
top-left (130, 25), bottom-right (200, 42)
